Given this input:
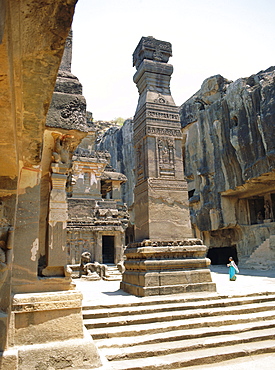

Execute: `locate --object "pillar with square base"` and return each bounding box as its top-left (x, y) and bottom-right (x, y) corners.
top-left (121, 37), bottom-right (216, 296)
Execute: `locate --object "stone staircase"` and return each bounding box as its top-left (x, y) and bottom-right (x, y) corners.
top-left (82, 292), bottom-right (275, 369)
top-left (245, 236), bottom-right (275, 269)
top-left (104, 264), bottom-right (122, 281)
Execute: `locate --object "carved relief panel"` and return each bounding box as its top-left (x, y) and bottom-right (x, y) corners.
top-left (157, 137), bottom-right (175, 177)
top-left (136, 140), bottom-right (145, 184)
top-left (60, 98), bottom-right (86, 128)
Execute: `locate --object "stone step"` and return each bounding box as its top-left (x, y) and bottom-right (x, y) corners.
top-left (104, 340), bottom-right (275, 370)
top-left (82, 291), bottom-right (274, 310)
top-left (82, 293), bottom-right (275, 319)
top-left (107, 271), bottom-right (121, 275)
top-left (84, 300), bottom-right (275, 329)
top-left (82, 292), bottom-right (219, 311)
top-left (87, 309), bottom-right (275, 339)
top-left (106, 267), bottom-right (120, 273)
top-left (99, 326), bottom-right (275, 361)
top-left (95, 318), bottom-right (275, 349)
top-left (103, 265), bottom-right (122, 281)
top-left (178, 353), bottom-right (275, 370)
top-left (84, 291), bottom-right (275, 368)
top-left (103, 277), bottom-right (122, 281)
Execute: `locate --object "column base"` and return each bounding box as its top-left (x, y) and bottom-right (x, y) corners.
top-left (121, 280), bottom-right (216, 297)
top-left (1, 329), bottom-right (101, 370)
top-left (0, 290), bottom-right (102, 370)
top-left (121, 239), bottom-right (216, 297)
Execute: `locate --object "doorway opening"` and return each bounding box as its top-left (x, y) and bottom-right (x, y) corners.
top-left (248, 197), bottom-right (264, 224)
top-left (102, 235), bottom-right (115, 264)
top-left (207, 245), bottom-right (238, 265)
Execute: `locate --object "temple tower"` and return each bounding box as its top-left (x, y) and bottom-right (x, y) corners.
top-left (121, 37), bottom-right (216, 296)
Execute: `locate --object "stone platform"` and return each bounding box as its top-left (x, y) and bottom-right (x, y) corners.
top-left (0, 290), bottom-right (102, 370)
top-left (120, 239), bottom-right (216, 296)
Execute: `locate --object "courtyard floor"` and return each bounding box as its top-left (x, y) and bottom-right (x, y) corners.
top-left (74, 265), bottom-right (275, 306)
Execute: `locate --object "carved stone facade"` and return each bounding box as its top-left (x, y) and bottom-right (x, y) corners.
top-left (0, 6), bottom-right (101, 367)
top-left (180, 70), bottom-right (275, 269)
top-left (120, 37), bottom-right (215, 296)
top-left (67, 139), bottom-right (129, 269)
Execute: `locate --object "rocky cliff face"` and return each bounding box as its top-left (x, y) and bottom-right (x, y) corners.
top-left (180, 67), bottom-right (275, 264)
top-left (96, 119), bottom-right (135, 211)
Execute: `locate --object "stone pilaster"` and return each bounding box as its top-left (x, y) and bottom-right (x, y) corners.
top-left (42, 163), bottom-right (69, 277)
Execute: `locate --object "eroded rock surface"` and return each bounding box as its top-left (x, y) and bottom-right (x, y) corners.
top-left (180, 67), bottom-right (275, 266)
top-left (96, 119), bottom-right (135, 210)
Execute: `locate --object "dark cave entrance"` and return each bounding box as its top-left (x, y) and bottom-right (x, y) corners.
top-left (207, 245), bottom-right (238, 265)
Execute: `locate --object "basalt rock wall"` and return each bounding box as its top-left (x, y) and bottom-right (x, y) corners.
top-left (180, 67), bottom-right (275, 263)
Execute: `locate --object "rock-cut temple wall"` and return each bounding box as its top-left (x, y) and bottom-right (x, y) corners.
top-left (180, 68), bottom-right (275, 267)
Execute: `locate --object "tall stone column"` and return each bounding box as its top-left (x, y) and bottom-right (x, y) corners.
top-left (121, 37), bottom-right (216, 296)
top-left (114, 232), bottom-right (124, 264)
top-left (132, 37), bottom-right (192, 242)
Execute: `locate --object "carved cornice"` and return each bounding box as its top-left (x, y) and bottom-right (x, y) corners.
top-left (67, 199), bottom-right (129, 230)
top-left (72, 148), bottom-right (110, 163)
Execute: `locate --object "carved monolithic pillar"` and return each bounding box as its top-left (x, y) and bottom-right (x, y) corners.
top-left (121, 37), bottom-right (216, 296)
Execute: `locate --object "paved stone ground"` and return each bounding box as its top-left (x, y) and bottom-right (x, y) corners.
top-left (74, 265), bottom-right (275, 305)
top-left (74, 265), bottom-right (275, 369)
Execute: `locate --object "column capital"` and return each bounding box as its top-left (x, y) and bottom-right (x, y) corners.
top-left (133, 36), bottom-right (172, 69)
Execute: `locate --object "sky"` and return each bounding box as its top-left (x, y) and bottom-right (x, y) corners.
top-left (71, 0), bottom-right (275, 121)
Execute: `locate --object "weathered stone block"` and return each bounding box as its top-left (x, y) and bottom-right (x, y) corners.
top-left (11, 291), bottom-right (83, 346)
top-left (0, 349), bottom-right (18, 370)
top-left (0, 311), bottom-right (8, 352)
top-left (17, 329), bottom-right (101, 370)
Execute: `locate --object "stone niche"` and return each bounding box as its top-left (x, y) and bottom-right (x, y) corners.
top-left (120, 37), bottom-right (215, 296)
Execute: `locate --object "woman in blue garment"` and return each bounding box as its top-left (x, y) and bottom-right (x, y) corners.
top-left (227, 257), bottom-right (239, 281)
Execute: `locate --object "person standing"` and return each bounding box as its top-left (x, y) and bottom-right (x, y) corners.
top-left (227, 257), bottom-right (239, 281)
